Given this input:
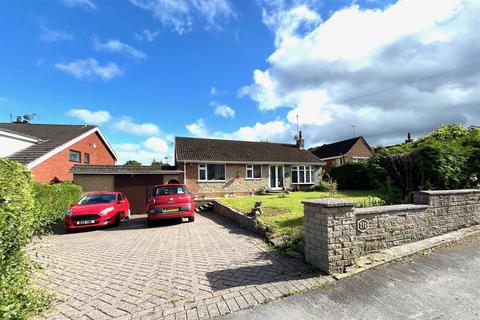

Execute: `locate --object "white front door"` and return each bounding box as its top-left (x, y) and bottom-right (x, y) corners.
top-left (269, 165), bottom-right (284, 190)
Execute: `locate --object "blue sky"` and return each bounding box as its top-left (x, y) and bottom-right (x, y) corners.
top-left (1, 0), bottom-right (479, 164)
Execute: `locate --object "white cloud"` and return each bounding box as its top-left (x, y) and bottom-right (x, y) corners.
top-left (40, 26), bottom-right (73, 42)
top-left (242, 0), bottom-right (480, 146)
top-left (186, 118), bottom-right (293, 142)
top-left (214, 105), bottom-right (235, 118)
top-left (186, 118), bottom-right (209, 137)
top-left (66, 108), bottom-right (111, 124)
top-left (111, 117), bottom-right (160, 136)
top-left (55, 58), bottom-right (122, 80)
top-left (94, 38), bottom-right (146, 60)
top-left (129, 0), bottom-right (235, 34)
top-left (59, 0), bottom-right (97, 10)
top-left (135, 29), bottom-right (159, 42)
top-left (114, 136), bottom-right (170, 164)
top-left (210, 87), bottom-right (217, 96)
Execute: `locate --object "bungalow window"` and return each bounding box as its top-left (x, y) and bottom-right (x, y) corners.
top-left (246, 165), bottom-right (262, 179)
top-left (198, 164), bottom-right (225, 181)
top-left (84, 153), bottom-right (90, 164)
top-left (291, 165), bottom-right (315, 184)
top-left (69, 150), bottom-right (81, 162)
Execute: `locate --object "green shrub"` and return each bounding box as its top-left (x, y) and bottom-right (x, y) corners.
top-left (341, 124), bottom-right (480, 202)
top-left (33, 182), bottom-right (83, 228)
top-left (330, 162), bottom-right (375, 190)
top-left (0, 159), bottom-right (52, 319)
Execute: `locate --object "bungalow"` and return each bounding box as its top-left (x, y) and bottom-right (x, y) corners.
top-left (309, 136), bottom-right (373, 172)
top-left (0, 122), bottom-right (117, 183)
top-left (175, 132), bottom-right (325, 197)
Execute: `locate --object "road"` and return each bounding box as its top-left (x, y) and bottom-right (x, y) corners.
top-left (222, 233), bottom-right (480, 320)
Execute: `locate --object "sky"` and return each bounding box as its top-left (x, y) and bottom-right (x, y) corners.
top-left (0, 0), bottom-right (479, 164)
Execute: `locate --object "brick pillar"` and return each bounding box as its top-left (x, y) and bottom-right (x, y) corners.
top-left (302, 198), bottom-right (357, 274)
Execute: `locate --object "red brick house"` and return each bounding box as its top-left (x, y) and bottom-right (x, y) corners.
top-left (0, 123), bottom-right (117, 183)
top-left (309, 136), bottom-right (373, 172)
top-left (175, 136), bottom-right (325, 197)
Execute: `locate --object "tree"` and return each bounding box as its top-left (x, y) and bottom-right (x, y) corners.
top-left (151, 159), bottom-right (163, 166)
top-left (124, 160), bottom-right (141, 166)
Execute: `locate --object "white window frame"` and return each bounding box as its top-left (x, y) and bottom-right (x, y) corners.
top-left (246, 164), bottom-right (262, 180)
top-left (291, 165), bottom-right (315, 185)
top-left (198, 163), bottom-right (226, 182)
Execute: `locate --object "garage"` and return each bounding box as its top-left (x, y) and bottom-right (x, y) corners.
top-left (70, 164), bottom-right (184, 213)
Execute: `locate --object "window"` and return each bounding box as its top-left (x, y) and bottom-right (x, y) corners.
top-left (154, 186), bottom-right (187, 195)
top-left (69, 150), bottom-right (81, 162)
top-left (84, 153), bottom-right (90, 164)
top-left (77, 193), bottom-right (116, 205)
top-left (291, 165), bottom-right (315, 184)
top-left (246, 165), bottom-right (262, 179)
top-left (198, 164), bottom-right (225, 181)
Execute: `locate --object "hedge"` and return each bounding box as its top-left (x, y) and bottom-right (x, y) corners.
top-left (329, 124), bottom-right (480, 203)
top-left (330, 162), bottom-right (375, 190)
top-left (0, 158), bottom-right (82, 319)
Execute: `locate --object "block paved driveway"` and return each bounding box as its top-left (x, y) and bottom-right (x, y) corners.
top-left (35, 212), bottom-right (327, 320)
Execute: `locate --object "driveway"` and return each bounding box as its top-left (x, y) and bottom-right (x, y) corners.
top-left (36, 212), bottom-right (327, 319)
top-left (222, 233), bottom-right (480, 320)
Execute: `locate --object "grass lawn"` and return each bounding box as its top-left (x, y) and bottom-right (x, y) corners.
top-left (218, 190), bottom-right (382, 238)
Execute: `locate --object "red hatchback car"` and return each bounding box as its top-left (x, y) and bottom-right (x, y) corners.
top-left (147, 184), bottom-right (195, 226)
top-left (65, 192), bottom-right (130, 231)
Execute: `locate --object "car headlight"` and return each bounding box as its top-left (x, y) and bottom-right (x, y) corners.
top-left (66, 210), bottom-right (73, 217)
top-left (100, 207), bottom-right (114, 215)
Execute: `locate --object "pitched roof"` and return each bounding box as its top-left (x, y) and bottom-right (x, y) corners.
top-left (0, 123), bottom-right (117, 165)
top-left (310, 136), bottom-right (371, 159)
top-left (175, 137), bottom-right (325, 164)
top-left (70, 164), bottom-right (182, 175)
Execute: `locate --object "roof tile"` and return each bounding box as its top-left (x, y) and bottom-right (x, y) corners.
top-left (175, 137), bottom-right (324, 164)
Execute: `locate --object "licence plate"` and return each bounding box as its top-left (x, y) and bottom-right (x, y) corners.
top-left (163, 208), bottom-right (178, 213)
top-left (77, 220), bottom-right (95, 225)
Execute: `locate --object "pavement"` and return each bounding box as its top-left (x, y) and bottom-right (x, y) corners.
top-left (222, 232), bottom-right (480, 320)
top-left (34, 212), bottom-right (329, 320)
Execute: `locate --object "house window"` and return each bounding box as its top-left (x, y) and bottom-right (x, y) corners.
top-left (246, 165), bottom-right (262, 179)
top-left (291, 165), bottom-right (315, 184)
top-left (84, 153), bottom-right (90, 164)
top-left (69, 150), bottom-right (81, 162)
top-left (198, 164), bottom-right (225, 181)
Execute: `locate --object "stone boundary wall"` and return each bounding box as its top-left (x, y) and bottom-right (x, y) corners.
top-left (212, 201), bottom-right (267, 237)
top-left (303, 189), bottom-right (480, 274)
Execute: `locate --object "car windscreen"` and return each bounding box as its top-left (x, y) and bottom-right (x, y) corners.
top-left (153, 186), bottom-right (187, 196)
top-left (78, 194), bottom-right (116, 205)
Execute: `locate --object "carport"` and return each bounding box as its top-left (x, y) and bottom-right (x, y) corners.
top-left (70, 164), bottom-right (184, 213)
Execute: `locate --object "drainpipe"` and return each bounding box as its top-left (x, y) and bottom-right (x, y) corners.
top-left (183, 161), bottom-right (186, 184)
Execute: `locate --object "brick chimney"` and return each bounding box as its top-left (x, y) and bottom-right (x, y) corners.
top-left (296, 130), bottom-right (305, 149)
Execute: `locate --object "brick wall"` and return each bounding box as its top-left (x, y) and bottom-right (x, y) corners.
top-left (345, 139), bottom-right (372, 159)
top-left (31, 132), bottom-right (115, 183)
top-left (303, 189), bottom-right (480, 274)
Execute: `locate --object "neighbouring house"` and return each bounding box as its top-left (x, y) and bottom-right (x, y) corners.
top-left (309, 136), bottom-right (373, 172)
top-left (175, 133), bottom-right (325, 197)
top-left (0, 123), bottom-right (117, 183)
top-left (70, 164), bottom-right (184, 212)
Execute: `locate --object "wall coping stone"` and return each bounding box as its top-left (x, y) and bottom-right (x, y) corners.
top-left (302, 198), bottom-right (357, 208)
top-left (414, 189), bottom-right (480, 195)
top-left (355, 204), bottom-right (429, 215)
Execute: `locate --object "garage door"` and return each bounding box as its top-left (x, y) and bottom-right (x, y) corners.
top-left (114, 175), bottom-right (164, 213)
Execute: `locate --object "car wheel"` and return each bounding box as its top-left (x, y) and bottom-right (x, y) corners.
top-left (114, 213), bottom-right (121, 227)
top-left (147, 218), bottom-right (154, 227)
top-left (126, 209), bottom-right (131, 219)
top-left (188, 216), bottom-right (195, 223)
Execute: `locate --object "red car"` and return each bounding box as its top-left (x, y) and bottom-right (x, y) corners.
top-left (147, 184), bottom-right (195, 226)
top-left (65, 192), bottom-right (130, 231)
